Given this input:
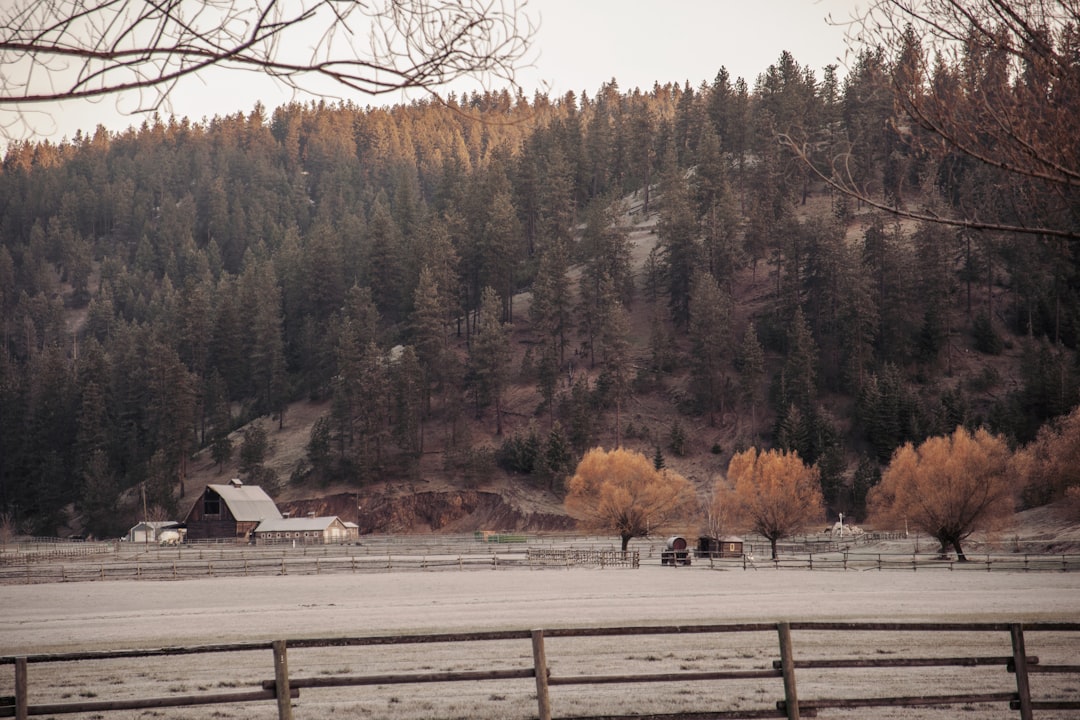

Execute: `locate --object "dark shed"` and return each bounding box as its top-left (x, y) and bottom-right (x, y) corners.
top-left (695, 535), bottom-right (745, 558)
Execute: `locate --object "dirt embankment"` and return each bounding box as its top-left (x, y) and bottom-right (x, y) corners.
top-left (279, 489), bottom-right (577, 534)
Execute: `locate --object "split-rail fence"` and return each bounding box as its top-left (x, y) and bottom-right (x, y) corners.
top-left (3, 622), bottom-right (1078, 720)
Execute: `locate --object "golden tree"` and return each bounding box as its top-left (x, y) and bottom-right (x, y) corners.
top-left (868, 426), bottom-right (1016, 561)
top-left (727, 448), bottom-right (824, 561)
top-left (1015, 404), bottom-right (1080, 516)
top-left (565, 447), bottom-right (696, 553)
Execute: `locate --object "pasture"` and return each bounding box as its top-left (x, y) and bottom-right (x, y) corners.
top-left (2, 566), bottom-right (1079, 719)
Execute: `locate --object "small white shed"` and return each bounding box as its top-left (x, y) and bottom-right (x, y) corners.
top-left (127, 521), bottom-right (179, 543)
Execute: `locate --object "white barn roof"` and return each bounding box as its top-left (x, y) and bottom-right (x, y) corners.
top-left (130, 521), bottom-right (177, 531)
top-left (206, 482), bottom-right (282, 522)
top-left (254, 516), bottom-right (342, 533)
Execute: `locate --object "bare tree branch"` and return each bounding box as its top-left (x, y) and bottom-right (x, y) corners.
top-left (0, 0), bottom-right (535, 137)
top-left (818, 0), bottom-right (1080, 241)
top-left (779, 133), bottom-right (1080, 240)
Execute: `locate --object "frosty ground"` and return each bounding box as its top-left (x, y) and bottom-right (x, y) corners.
top-left (2, 567), bottom-right (1078, 719)
top-left (4, 567), bottom-right (1079, 652)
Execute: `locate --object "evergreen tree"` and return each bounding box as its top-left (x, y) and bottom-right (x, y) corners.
top-left (470, 286), bottom-right (512, 434)
top-left (656, 165), bottom-right (700, 327)
top-left (688, 269), bottom-right (733, 425)
top-left (736, 322), bottom-right (765, 431)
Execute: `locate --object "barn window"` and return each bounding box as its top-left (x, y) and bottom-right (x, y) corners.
top-left (203, 495), bottom-right (221, 516)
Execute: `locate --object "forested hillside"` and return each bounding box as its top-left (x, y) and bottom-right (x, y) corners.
top-left (2, 44), bottom-right (1078, 537)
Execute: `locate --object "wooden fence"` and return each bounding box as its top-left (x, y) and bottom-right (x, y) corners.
top-left (0, 548), bottom-right (642, 583)
top-left (703, 551), bottom-right (1079, 573)
top-left (3, 529), bottom-right (1078, 584)
top-left (2, 622), bottom-right (1078, 720)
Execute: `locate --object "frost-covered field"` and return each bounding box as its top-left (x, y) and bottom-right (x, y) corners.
top-left (2, 568), bottom-right (1079, 719)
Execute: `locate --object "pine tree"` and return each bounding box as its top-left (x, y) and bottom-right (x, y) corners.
top-left (470, 286), bottom-right (512, 434)
top-left (657, 165), bottom-right (700, 326)
top-left (688, 269), bottom-right (733, 425)
top-left (737, 322), bottom-right (765, 431)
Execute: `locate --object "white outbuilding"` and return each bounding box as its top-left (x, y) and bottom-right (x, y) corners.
top-left (252, 515), bottom-right (350, 545)
top-left (127, 521), bottom-right (180, 543)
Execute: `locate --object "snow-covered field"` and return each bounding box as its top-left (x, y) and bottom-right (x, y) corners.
top-left (2, 567), bottom-right (1079, 719)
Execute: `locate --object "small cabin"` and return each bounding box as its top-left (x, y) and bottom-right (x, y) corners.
top-left (695, 535), bottom-right (745, 558)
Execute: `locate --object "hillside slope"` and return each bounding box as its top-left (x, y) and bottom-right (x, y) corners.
top-left (177, 192), bottom-right (1054, 535)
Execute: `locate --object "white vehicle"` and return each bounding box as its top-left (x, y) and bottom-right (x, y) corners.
top-left (158, 530), bottom-right (181, 546)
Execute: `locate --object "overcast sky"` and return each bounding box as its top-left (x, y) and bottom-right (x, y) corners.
top-left (4, 0), bottom-right (865, 145)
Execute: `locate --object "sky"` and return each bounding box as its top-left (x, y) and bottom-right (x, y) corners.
top-left (3, 0), bottom-right (866, 146)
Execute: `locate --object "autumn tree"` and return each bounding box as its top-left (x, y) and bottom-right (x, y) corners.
top-left (1014, 404), bottom-right (1080, 513)
top-left (565, 447), bottom-right (697, 552)
top-left (868, 426), bottom-right (1016, 561)
top-left (727, 447), bottom-right (824, 560)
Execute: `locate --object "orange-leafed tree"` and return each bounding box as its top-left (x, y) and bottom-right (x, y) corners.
top-left (565, 447), bottom-right (697, 553)
top-left (868, 427), bottom-right (1015, 561)
top-left (727, 448), bottom-right (824, 560)
top-left (1015, 404), bottom-right (1080, 515)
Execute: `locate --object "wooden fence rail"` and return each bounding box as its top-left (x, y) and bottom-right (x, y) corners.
top-left (3, 544), bottom-right (1077, 585)
top-left (2, 622), bottom-right (1078, 720)
top-left (0, 549), bottom-right (643, 583)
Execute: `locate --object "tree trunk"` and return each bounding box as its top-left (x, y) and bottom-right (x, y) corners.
top-left (621, 534), bottom-right (630, 554)
top-left (952, 538), bottom-right (967, 562)
top-left (769, 536), bottom-right (779, 561)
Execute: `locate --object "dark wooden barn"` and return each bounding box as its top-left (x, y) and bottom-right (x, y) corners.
top-left (183, 479), bottom-right (282, 542)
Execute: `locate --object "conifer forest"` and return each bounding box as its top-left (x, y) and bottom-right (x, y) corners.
top-left (2, 22), bottom-right (1079, 538)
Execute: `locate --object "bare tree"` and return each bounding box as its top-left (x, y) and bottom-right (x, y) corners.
top-left (785, 0), bottom-right (1080, 241)
top-left (1, 0), bottom-right (534, 138)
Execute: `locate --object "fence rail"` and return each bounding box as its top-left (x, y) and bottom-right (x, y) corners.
top-left (2, 533), bottom-right (1077, 584)
top-left (0, 548), bottom-right (644, 583)
top-left (2, 622), bottom-right (1078, 719)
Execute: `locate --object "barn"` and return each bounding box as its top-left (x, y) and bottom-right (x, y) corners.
top-left (182, 479), bottom-right (282, 542)
top-left (252, 515), bottom-right (351, 545)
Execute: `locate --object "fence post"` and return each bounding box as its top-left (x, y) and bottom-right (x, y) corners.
top-left (531, 630), bottom-right (552, 720)
top-left (1010, 624), bottom-right (1033, 720)
top-left (15, 656), bottom-right (27, 720)
top-left (272, 640), bottom-right (294, 720)
top-left (776, 622), bottom-right (800, 720)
